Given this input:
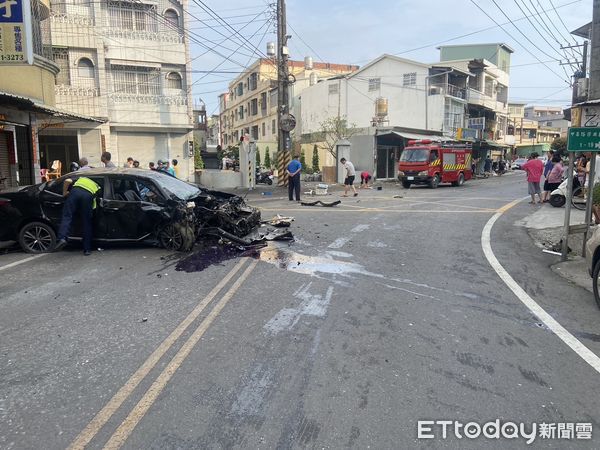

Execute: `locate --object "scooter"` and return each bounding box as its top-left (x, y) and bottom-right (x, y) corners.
top-left (549, 175), bottom-right (583, 208)
top-left (256, 168), bottom-right (274, 185)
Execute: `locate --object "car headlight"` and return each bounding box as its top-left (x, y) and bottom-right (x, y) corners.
top-left (398, 171), bottom-right (405, 176)
top-left (418, 171), bottom-right (428, 176)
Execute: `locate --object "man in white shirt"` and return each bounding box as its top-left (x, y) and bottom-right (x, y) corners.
top-left (340, 158), bottom-right (358, 197)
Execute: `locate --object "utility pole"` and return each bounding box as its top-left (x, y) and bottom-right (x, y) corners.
top-left (276, 0), bottom-right (291, 187)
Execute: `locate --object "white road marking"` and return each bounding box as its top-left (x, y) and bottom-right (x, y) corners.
top-left (351, 224), bottom-right (370, 233)
top-left (482, 198), bottom-right (600, 374)
top-left (0, 253), bottom-right (48, 272)
top-left (264, 283), bottom-right (334, 335)
top-left (327, 237), bottom-right (351, 249)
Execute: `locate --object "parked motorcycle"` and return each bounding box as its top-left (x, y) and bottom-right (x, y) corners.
top-left (256, 168), bottom-right (274, 185)
top-left (549, 175), bottom-right (585, 209)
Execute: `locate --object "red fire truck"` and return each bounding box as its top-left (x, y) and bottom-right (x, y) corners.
top-left (397, 140), bottom-right (473, 189)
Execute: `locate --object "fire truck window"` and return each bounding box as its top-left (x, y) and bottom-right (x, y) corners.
top-left (444, 153), bottom-right (456, 165)
top-left (430, 151), bottom-right (439, 162)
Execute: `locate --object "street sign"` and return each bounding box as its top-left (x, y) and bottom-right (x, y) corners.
top-left (567, 127), bottom-right (600, 152)
top-left (0, 0), bottom-right (33, 64)
top-left (582, 105), bottom-right (600, 127)
top-left (279, 114), bottom-right (296, 132)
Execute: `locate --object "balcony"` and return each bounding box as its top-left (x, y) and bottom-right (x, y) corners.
top-left (467, 88), bottom-right (508, 113)
top-left (55, 85), bottom-right (104, 118)
top-left (429, 83), bottom-right (466, 100)
top-left (107, 94), bottom-right (189, 126)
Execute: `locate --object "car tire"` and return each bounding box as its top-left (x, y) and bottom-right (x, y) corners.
top-left (549, 194), bottom-right (566, 208)
top-left (593, 258), bottom-right (600, 310)
top-left (18, 221), bottom-right (56, 254)
top-left (402, 181), bottom-right (411, 189)
top-left (452, 173), bottom-right (465, 187)
top-left (159, 224), bottom-right (194, 252)
top-left (429, 174), bottom-right (440, 189)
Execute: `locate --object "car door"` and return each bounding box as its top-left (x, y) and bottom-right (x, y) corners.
top-left (102, 175), bottom-right (164, 241)
top-left (40, 175), bottom-right (107, 239)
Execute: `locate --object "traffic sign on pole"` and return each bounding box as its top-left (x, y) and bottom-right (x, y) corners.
top-left (567, 127), bottom-right (600, 151)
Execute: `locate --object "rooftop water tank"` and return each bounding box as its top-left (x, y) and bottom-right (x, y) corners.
top-left (266, 42), bottom-right (276, 57)
top-left (304, 56), bottom-right (313, 70)
top-left (375, 97), bottom-right (388, 118)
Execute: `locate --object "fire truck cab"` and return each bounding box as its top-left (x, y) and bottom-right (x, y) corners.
top-left (397, 140), bottom-right (473, 189)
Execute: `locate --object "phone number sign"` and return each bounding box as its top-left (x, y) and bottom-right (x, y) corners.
top-left (567, 127), bottom-right (600, 152)
top-left (0, 0), bottom-right (30, 63)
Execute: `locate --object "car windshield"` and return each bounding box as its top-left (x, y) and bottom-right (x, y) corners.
top-left (400, 149), bottom-right (429, 162)
top-left (148, 171), bottom-right (201, 200)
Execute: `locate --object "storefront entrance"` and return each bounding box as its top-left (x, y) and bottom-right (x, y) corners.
top-left (39, 133), bottom-right (79, 176)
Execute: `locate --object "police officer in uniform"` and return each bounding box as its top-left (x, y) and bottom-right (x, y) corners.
top-left (55, 176), bottom-right (101, 256)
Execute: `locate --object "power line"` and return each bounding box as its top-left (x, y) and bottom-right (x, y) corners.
top-left (548, 0), bottom-right (581, 44)
top-left (469, 0), bottom-right (569, 85)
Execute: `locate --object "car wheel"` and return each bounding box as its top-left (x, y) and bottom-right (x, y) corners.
top-left (402, 181), bottom-right (411, 189)
top-left (571, 186), bottom-right (587, 211)
top-left (549, 194), bottom-right (566, 208)
top-left (159, 224), bottom-right (194, 251)
top-left (18, 221), bottom-right (56, 254)
top-left (593, 258), bottom-right (600, 310)
top-left (452, 173), bottom-right (465, 187)
top-left (429, 174), bottom-right (440, 189)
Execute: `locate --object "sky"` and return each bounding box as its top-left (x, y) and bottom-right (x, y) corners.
top-left (188, 0), bottom-right (593, 116)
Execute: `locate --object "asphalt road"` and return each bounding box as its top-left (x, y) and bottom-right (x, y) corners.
top-left (1, 173), bottom-right (599, 449)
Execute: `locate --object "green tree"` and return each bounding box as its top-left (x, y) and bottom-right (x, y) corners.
top-left (264, 146), bottom-right (271, 168)
top-left (299, 149), bottom-right (307, 172)
top-left (551, 137), bottom-right (567, 156)
top-left (256, 147), bottom-right (261, 167)
top-left (318, 116), bottom-right (357, 159)
top-left (193, 139), bottom-right (204, 170)
top-left (312, 144), bottom-right (319, 171)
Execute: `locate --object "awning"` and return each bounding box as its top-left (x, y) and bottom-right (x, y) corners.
top-left (377, 130), bottom-right (443, 141)
top-left (0, 92), bottom-right (104, 123)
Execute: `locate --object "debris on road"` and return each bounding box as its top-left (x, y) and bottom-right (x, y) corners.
top-left (262, 215), bottom-right (294, 228)
top-left (301, 200), bottom-right (341, 207)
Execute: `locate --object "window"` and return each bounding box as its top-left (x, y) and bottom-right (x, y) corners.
top-left (368, 78), bottom-right (381, 92)
top-left (164, 9), bottom-right (179, 29)
top-left (77, 58), bottom-right (95, 78)
top-left (328, 83), bottom-right (339, 95)
top-left (272, 119), bottom-right (276, 135)
top-left (53, 48), bottom-right (70, 85)
top-left (251, 125), bottom-right (259, 140)
top-left (166, 72), bottom-right (182, 89)
top-left (108, 1), bottom-right (158, 32)
top-left (269, 89), bottom-right (277, 108)
top-left (484, 78), bottom-right (494, 97)
top-left (262, 122), bottom-right (265, 136)
top-left (236, 82), bottom-right (244, 96)
top-left (402, 72), bottom-right (416, 86)
top-left (249, 72), bottom-right (258, 91)
top-left (250, 98), bottom-right (258, 116)
top-left (260, 92), bottom-right (267, 111)
top-left (112, 65), bottom-right (160, 95)
top-left (238, 105), bottom-right (244, 120)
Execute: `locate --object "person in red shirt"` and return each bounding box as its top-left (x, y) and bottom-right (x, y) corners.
top-left (522, 152), bottom-right (545, 204)
top-left (360, 171), bottom-right (372, 188)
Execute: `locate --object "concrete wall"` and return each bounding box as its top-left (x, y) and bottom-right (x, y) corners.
top-left (197, 169), bottom-right (242, 189)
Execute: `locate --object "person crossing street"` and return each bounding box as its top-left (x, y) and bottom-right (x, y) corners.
top-left (55, 176), bottom-right (101, 256)
top-left (340, 158), bottom-right (358, 197)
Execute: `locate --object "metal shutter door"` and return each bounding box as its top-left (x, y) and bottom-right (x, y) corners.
top-left (0, 132), bottom-right (10, 188)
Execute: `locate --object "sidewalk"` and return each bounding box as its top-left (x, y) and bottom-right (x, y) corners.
top-left (516, 203), bottom-right (594, 292)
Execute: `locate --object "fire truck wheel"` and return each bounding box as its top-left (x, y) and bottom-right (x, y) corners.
top-left (452, 173), bottom-right (465, 187)
top-left (429, 174), bottom-right (440, 189)
top-left (402, 181), bottom-right (411, 189)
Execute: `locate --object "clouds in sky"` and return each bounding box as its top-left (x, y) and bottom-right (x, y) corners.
top-left (189, 0), bottom-right (592, 114)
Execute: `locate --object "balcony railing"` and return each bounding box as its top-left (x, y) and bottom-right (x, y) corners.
top-left (429, 83), bottom-right (466, 100)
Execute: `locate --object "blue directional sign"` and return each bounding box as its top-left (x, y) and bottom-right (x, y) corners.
top-left (0, 0), bottom-right (24, 23)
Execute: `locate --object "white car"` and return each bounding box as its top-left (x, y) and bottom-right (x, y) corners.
top-left (511, 158), bottom-right (528, 170)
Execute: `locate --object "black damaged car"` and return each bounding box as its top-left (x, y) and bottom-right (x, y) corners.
top-left (0, 168), bottom-right (261, 253)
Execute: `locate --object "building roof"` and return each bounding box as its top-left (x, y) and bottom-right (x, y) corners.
top-left (0, 92), bottom-right (104, 123)
top-left (571, 22), bottom-right (592, 39)
top-left (347, 54), bottom-right (431, 79)
top-left (437, 43), bottom-right (515, 54)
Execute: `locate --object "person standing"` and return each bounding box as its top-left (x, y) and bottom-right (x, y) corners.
top-left (55, 176), bottom-right (101, 256)
top-left (101, 152), bottom-right (116, 168)
top-left (78, 157), bottom-right (92, 171)
top-left (165, 160), bottom-right (176, 177)
top-left (546, 154), bottom-right (564, 195)
top-left (286, 154), bottom-right (302, 202)
top-left (124, 157), bottom-right (134, 168)
top-left (522, 152), bottom-right (544, 204)
top-left (340, 158), bottom-right (358, 197)
top-left (149, 162), bottom-right (156, 170)
top-left (172, 159), bottom-right (179, 178)
top-left (541, 150), bottom-right (555, 202)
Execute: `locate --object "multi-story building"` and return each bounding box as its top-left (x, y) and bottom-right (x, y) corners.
top-left (525, 105), bottom-right (569, 136)
top-left (439, 44), bottom-right (513, 144)
top-left (39, 0), bottom-right (194, 179)
top-left (507, 102), bottom-right (562, 156)
top-left (219, 58), bottom-right (358, 164)
top-left (298, 54), bottom-right (471, 179)
top-left (0, 0), bottom-right (99, 187)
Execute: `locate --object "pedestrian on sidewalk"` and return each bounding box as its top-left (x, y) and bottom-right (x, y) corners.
top-left (541, 150), bottom-right (555, 202)
top-left (545, 155), bottom-right (563, 199)
top-left (522, 152), bottom-right (544, 204)
top-left (286, 154), bottom-right (302, 202)
top-left (55, 176), bottom-right (101, 256)
top-left (340, 158), bottom-right (358, 197)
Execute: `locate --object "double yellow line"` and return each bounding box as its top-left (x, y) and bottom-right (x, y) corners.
top-left (69, 258), bottom-right (258, 450)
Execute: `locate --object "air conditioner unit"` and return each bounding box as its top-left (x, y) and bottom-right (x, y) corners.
top-left (429, 86), bottom-right (442, 95)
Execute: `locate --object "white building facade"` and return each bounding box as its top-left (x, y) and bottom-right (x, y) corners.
top-left (40, 0), bottom-right (194, 179)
